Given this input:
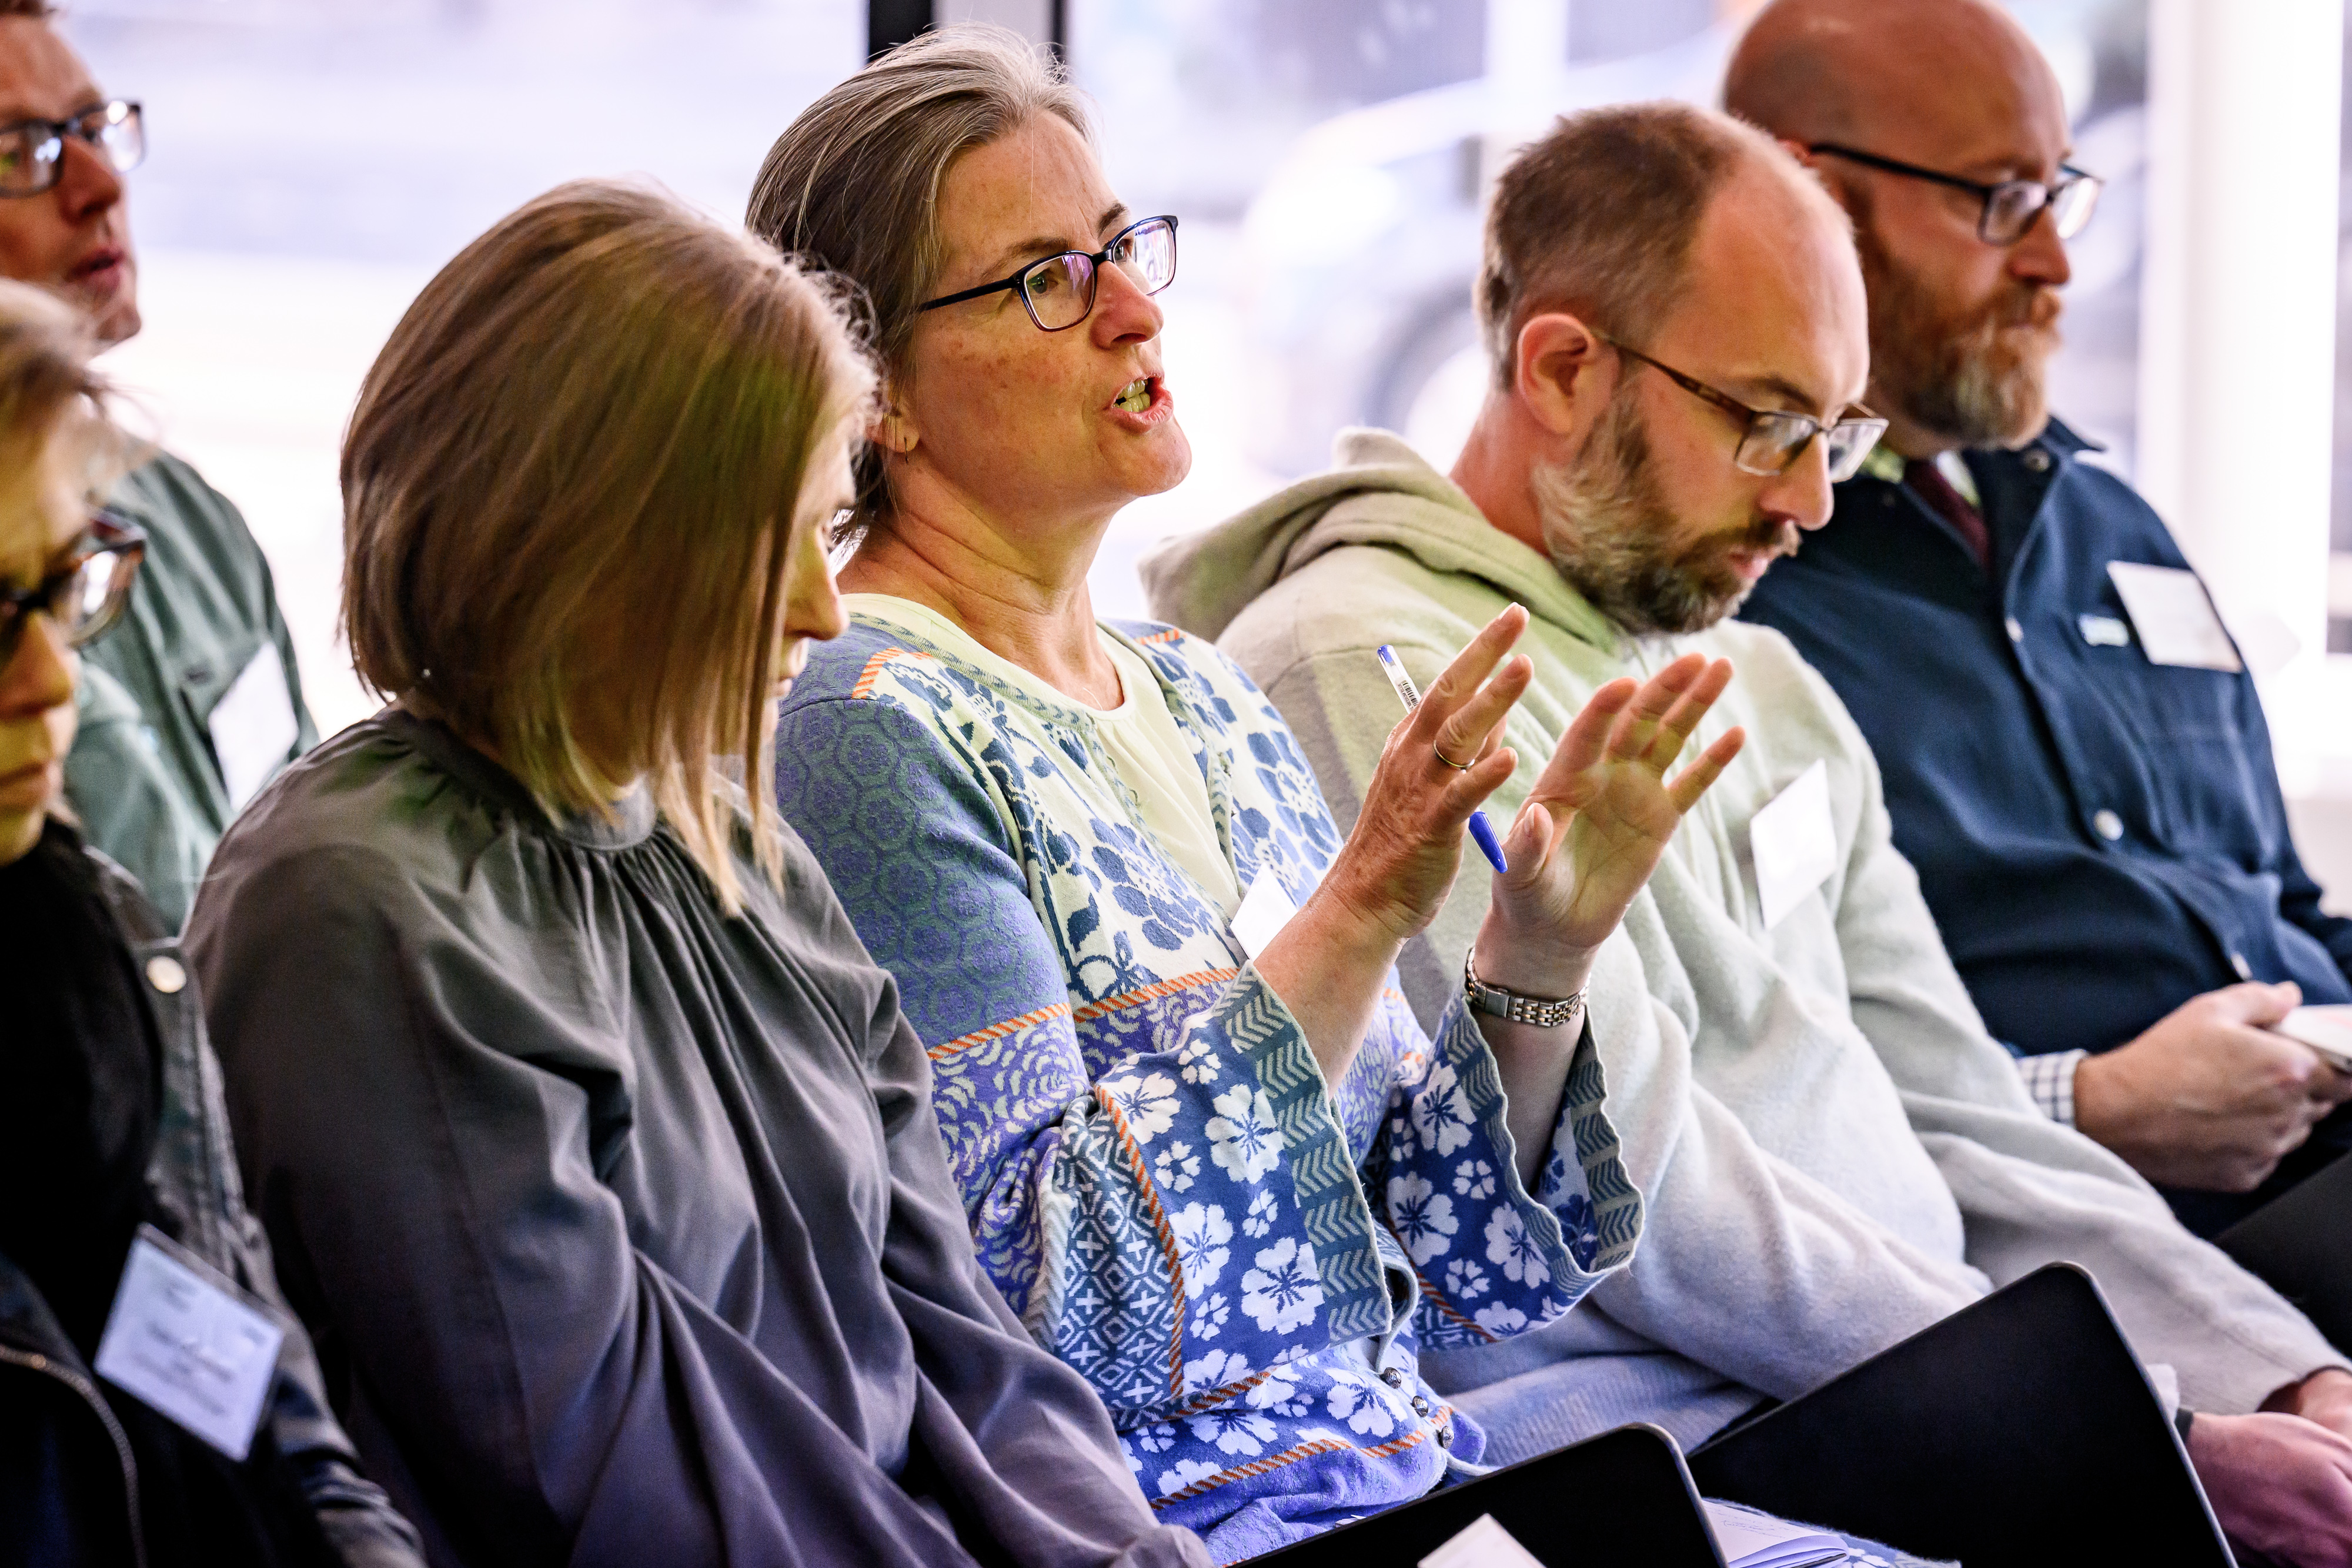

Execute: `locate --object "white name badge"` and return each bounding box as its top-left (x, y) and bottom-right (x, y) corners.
top-left (2106, 562), bottom-right (2243, 672)
top-left (1230, 871), bottom-right (1302, 961)
top-left (210, 641), bottom-right (300, 810)
top-left (1749, 760), bottom-right (1838, 931)
top-left (1421, 1514), bottom-right (1545, 1568)
top-left (93, 1226), bottom-right (285, 1460)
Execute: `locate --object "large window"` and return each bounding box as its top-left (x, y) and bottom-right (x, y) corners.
top-left (69, 1), bottom-right (2336, 783)
top-left (70, 0), bottom-right (861, 734)
top-left (1071, 0), bottom-right (2149, 614)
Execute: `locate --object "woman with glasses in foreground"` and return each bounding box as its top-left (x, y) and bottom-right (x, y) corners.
top-left (183, 180), bottom-right (1204, 1567)
top-left (0, 280), bottom-right (423, 1568)
top-left (758, 28), bottom-right (1754, 1562)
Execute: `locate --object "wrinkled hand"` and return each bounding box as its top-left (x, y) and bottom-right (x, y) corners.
top-left (2270, 1369), bottom-right (2352, 1441)
top-left (2191, 1411), bottom-right (2352, 1568)
top-left (1318, 605), bottom-right (1537, 947)
top-left (1473, 651), bottom-right (1745, 999)
top-left (2074, 982), bottom-right (2348, 1192)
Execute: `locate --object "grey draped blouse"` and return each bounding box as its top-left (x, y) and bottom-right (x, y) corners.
top-left (185, 710), bottom-right (1205, 1568)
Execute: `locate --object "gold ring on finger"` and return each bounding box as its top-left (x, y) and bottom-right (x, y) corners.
top-left (1433, 743), bottom-right (1474, 771)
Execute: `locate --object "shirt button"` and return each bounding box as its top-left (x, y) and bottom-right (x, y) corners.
top-left (2231, 952), bottom-right (2253, 981)
top-left (2023, 449), bottom-right (2052, 472)
top-left (2092, 810), bottom-right (2124, 842)
top-left (1379, 1368), bottom-right (1405, 1389)
top-left (2005, 617), bottom-right (2024, 643)
top-left (1411, 1395), bottom-right (1432, 1417)
top-left (1436, 1422), bottom-right (1454, 1448)
top-left (145, 955), bottom-right (188, 995)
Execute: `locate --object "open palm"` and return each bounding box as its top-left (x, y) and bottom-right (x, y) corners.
top-left (1481, 654), bottom-right (1743, 990)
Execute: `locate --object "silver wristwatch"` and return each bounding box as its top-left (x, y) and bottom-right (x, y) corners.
top-left (1463, 947), bottom-right (1586, 1029)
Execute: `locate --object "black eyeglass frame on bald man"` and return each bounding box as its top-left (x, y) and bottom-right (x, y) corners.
top-left (1592, 332), bottom-right (1888, 484)
top-left (1807, 143), bottom-right (2102, 247)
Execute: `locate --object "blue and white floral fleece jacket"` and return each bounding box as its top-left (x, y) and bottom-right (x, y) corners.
top-left (774, 614), bottom-right (1640, 1563)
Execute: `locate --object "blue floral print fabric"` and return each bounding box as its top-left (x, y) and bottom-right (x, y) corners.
top-left (774, 616), bottom-right (1641, 1563)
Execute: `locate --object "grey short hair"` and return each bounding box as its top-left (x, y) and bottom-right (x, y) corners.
top-left (1478, 102), bottom-right (1818, 387)
top-left (746, 24), bottom-right (1093, 520)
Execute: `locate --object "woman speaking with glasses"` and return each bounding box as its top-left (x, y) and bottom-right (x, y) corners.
top-left (760, 26), bottom-right (1750, 1562)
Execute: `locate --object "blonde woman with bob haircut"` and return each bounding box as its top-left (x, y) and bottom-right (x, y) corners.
top-left (185, 179), bottom-right (1207, 1568)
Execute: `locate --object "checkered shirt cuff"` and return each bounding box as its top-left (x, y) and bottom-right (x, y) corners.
top-left (2014, 1049), bottom-right (2089, 1126)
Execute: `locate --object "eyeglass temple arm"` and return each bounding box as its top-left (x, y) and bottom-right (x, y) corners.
top-left (918, 275), bottom-right (1023, 313)
top-left (1806, 143), bottom-right (1994, 198)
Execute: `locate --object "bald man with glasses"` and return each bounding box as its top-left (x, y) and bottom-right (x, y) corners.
top-left (0, 0), bottom-right (315, 929)
top-left (1729, 0), bottom-right (2352, 1249)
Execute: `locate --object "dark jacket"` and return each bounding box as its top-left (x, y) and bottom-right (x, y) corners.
top-left (1740, 420), bottom-right (2352, 1060)
top-left (0, 832), bottom-right (423, 1568)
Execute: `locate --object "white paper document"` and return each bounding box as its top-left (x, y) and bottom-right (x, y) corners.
top-left (2105, 562), bottom-right (2243, 672)
top-left (209, 641), bottom-right (300, 810)
top-left (1702, 1500), bottom-right (1852, 1568)
top-left (1750, 760), bottom-right (1839, 930)
top-left (2277, 1006), bottom-right (2352, 1072)
top-left (1229, 871), bottom-right (1301, 961)
top-left (93, 1226), bottom-right (285, 1460)
top-left (1419, 1513), bottom-right (1546, 1568)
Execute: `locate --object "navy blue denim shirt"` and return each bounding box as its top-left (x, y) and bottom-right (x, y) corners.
top-left (1740, 419), bottom-right (2352, 1061)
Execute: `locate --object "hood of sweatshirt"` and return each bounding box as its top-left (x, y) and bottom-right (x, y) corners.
top-left (1139, 428), bottom-right (1621, 657)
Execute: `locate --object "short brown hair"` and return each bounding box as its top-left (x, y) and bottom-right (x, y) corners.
top-left (342, 178), bottom-right (871, 911)
top-left (0, 2), bottom-right (58, 19)
top-left (745, 24), bottom-right (1090, 521)
top-left (1478, 102), bottom-right (1813, 386)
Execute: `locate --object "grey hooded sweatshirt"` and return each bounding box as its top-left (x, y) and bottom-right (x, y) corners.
top-left (1138, 428), bottom-right (2341, 1459)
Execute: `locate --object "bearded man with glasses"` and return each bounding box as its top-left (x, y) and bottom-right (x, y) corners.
top-left (1729, 0), bottom-right (2352, 1382)
top-left (1149, 99), bottom-right (2352, 1563)
top-left (0, 0), bottom-right (313, 930)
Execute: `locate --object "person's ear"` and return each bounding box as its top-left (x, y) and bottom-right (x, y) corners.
top-left (871, 400), bottom-right (917, 456)
top-left (1514, 311), bottom-right (1611, 439)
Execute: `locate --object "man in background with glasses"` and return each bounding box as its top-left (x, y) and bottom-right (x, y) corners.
top-left (0, 0), bottom-right (313, 929)
top-left (1729, 0), bottom-right (2352, 1265)
top-left (1147, 99), bottom-right (2352, 1562)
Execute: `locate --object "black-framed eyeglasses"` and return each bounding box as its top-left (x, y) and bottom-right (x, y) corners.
top-left (1808, 143), bottom-right (2101, 246)
top-left (0, 99), bottom-right (144, 199)
top-left (1, 513), bottom-right (144, 664)
top-left (1596, 333), bottom-right (1887, 483)
top-left (918, 214), bottom-right (1178, 332)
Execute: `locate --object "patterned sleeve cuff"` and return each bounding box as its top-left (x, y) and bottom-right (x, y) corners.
top-left (1223, 964), bottom-right (1392, 1342)
top-left (1435, 996), bottom-right (1641, 1287)
top-left (2014, 1048), bottom-right (2088, 1126)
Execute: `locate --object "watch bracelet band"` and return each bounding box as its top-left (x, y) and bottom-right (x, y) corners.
top-left (1462, 947), bottom-right (1586, 1029)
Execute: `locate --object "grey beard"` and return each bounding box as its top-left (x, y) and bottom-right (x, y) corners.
top-left (1904, 320), bottom-right (2052, 449)
top-left (1531, 399), bottom-right (1761, 636)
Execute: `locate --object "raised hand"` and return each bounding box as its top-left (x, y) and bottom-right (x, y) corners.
top-left (1314, 603), bottom-right (1536, 946)
top-left (1259, 604), bottom-right (1541, 1083)
top-left (1474, 651), bottom-right (1745, 1001)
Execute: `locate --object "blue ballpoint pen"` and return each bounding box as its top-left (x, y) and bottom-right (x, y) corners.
top-left (1375, 644), bottom-right (1510, 874)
